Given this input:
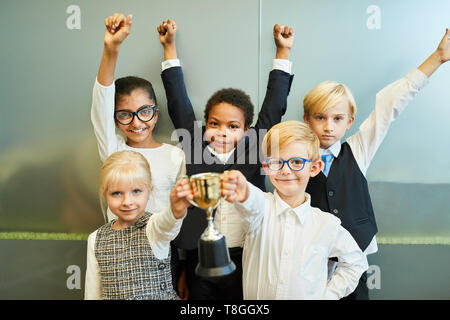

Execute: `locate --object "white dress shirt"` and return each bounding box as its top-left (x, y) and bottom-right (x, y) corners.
top-left (161, 58), bottom-right (293, 248)
top-left (320, 68), bottom-right (429, 255)
top-left (236, 182), bottom-right (368, 300)
top-left (84, 207), bottom-right (184, 300)
top-left (206, 146), bottom-right (247, 247)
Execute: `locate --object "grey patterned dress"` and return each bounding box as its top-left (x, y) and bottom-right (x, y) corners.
top-left (95, 212), bottom-right (179, 300)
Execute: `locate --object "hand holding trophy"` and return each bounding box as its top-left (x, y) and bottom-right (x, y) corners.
top-left (183, 172), bottom-right (236, 278)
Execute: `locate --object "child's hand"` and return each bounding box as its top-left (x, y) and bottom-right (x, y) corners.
top-left (104, 13), bottom-right (133, 49)
top-left (177, 266), bottom-right (189, 300)
top-left (436, 28), bottom-right (450, 63)
top-left (220, 170), bottom-right (249, 203)
top-left (418, 28), bottom-right (450, 77)
top-left (170, 178), bottom-right (193, 219)
top-left (157, 19), bottom-right (178, 60)
top-left (157, 19), bottom-right (178, 48)
top-left (273, 24), bottom-right (294, 59)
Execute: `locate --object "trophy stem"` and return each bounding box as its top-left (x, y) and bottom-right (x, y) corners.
top-left (201, 207), bottom-right (223, 241)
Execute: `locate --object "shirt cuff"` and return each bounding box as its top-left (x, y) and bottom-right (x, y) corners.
top-left (273, 59), bottom-right (292, 74)
top-left (161, 59), bottom-right (181, 71)
top-left (238, 182), bottom-right (259, 211)
top-left (406, 68), bottom-right (429, 91)
top-left (95, 77), bottom-right (115, 90)
top-left (166, 205), bottom-right (186, 225)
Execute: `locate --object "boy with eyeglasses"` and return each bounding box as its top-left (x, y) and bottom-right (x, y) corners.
top-left (91, 13), bottom-right (185, 222)
top-left (220, 121), bottom-right (368, 299)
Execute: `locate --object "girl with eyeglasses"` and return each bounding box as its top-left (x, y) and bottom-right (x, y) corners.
top-left (91, 13), bottom-right (186, 225)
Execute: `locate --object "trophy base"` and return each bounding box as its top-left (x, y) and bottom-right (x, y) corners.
top-left (195, 236), bottom-right (236, 278)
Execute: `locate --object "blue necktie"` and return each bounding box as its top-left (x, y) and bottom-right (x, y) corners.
top-left (321, 154), bottom-right (334, 177)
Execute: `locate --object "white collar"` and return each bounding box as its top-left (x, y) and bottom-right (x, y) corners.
top-left (319, 140), bottom-right (341, 158)
top-left (207, 145), bottom-right (236, 164)
top-left (273, 190), bottom-right (312, 225)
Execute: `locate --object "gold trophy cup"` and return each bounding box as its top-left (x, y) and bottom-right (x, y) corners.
top-left (186, 172), bottom-right (236, 278)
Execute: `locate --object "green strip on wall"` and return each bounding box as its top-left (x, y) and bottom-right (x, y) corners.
top-left (377, 236), bottom-right (450, 245)
top-left (0, 233), bottom-right (449, 245)
top-left (0, 232), bottom-right (89, 241)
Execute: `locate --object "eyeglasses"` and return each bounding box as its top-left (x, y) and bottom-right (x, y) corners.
top-left (114, 105), bottom-right (157, 125)
top-left (265, 157), bottom-right (312, 172)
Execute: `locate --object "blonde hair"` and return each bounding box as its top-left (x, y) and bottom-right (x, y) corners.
top-left (99, 151), bottom-right (152, 221)
top-left (262, 120), bottom-right (320, 162)
top-left (303, 81), bottom-right (357, 117)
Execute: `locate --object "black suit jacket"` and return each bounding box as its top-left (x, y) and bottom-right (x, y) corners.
top-left (161, 66), bottom-right (293, 250)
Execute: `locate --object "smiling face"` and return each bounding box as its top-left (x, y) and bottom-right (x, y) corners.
top-left (303, 100), bottom-right (354, 149)
top-left (263, 141), bottom-right (321, 208)
top-left (205, 102), bottom-right (249, 154)
top-left (106, 180), bottom-right (151, 229)
top-left (115, 88), bottom-right (159, 148)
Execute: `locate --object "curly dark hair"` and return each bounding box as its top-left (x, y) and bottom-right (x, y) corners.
top-left (204, 88), bottom-right (254, 129)
top-left (114, 76), bottom-right (157, 106)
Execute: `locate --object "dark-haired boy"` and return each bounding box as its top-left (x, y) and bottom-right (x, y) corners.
top-left (158, 20), bottom-right (294, 300)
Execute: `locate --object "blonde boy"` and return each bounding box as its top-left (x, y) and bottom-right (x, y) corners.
top-left (302, 28), bottom-right (450, 299)
top-left (221, 121), bottom-right (368, 299)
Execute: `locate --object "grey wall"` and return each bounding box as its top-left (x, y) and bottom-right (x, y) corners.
top-left (0, 0), bottom-right (449, 299)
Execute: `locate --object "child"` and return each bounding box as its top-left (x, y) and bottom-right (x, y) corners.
top-left (84, 150), bottom-right (193, 300)
top-left (220, 121), bottom-right (368, 299)
top-left (302, 28), bottom-right (450, 299)
top-left (158, 19), bottom-right (294, 299)
top-left (91, 13), bottom-right (185, 222)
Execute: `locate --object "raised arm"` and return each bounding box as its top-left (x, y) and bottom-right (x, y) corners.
top-left (255, 24), bottom-right (294, 133)
top-left (158, 20), bottom-right (197, 134)
top-left (91, 13), bottom-right (132, 162)
top-left (97, 14), bottom-right (133, 86)
top-left (347, 28), bottom-right (449, 175)
top-left (418, 28), bottom-right (450, 78)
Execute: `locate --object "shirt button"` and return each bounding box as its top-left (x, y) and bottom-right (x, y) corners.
top-left (333, 209), bottom-right (339, 214)
top-left (160, 283), bottom-right (166, 290)
top-left (158, 263), bottom-right (166, 269)
top-left (328, 191), bottom-right (334, 197)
